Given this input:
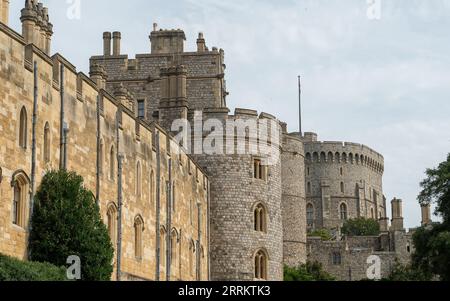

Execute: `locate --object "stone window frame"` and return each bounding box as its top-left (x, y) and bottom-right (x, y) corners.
top-left (43, 122), bottom-right (51, 163)
top-left (252, 157), bottom-right (268, 181)
top-left (106, 202), bottom-right (118, 249)
top-left (332, 252), bottom-right (342, 265)
top-left (137, 99), bottom-right (146, 119)
top-left (19, 106), bottom-right (28, 149)
top-left (189, 239), bottom-right (196, 277)
top-left (170, 228), bottom-right (179, 275)
top-left (339, 202), bottom-right (348, 221)
top-left (253, 248), bottom-right (269, 281)
top-left (160, 226), bottom-right (167, 271)
top-left (306, 203), bottom-right (315, 227)
top-left (11, 170), bottom-right (30, 229)
top-left (109, 145), bottom-right (115, 182)
top-left (134, 215), bottom-right (145, 260)
top-left (252, 202), bottom-right (268, 233)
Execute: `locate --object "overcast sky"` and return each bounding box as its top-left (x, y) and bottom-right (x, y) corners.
top-left (8, 0), bottom-right (450, 228)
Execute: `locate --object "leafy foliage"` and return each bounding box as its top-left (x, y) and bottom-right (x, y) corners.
top-left (341, 218), bottom-right (380, 236)
top-left (412, 154), bottom-right (450, 281)
top-left (29, 170), bottom-right (114, 281)
top-left (284, 262), bottom-right (336, 281)
top-left (0, 253), bottom-right (67, 281)
top-left (308, 229), bottom-right (333, 241)
top-left (382, 260), bottom-right (432, 281)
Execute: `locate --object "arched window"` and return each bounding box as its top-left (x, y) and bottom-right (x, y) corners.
top-left (160, 227), bottom-right (166, 270)
top-left (328, 152), bottom-right (333, 163)
top-left (189, 240), bottom-right (196, 277)
top-left (99, 140), bottom-right (104, 175)
top-left (254, 249), bottom-right (268, 280)
top-left (320, 152), bottom-right (326, 162)
top-left (254, 203), bottom-right (267, 233)
top-left (340, 203), bottom-right (348, 220)
top-left (107, 203), bottom-right (117, 247)
top-left (110, 146), bottom-right (115, 181)
top-left (170, 230), bottom-right (178, 273)
top-left (43, 122), bottom-right (50, 163)
top-left (12, 171), bottom-right (29, 227)
top-left (306, 203), bottom-right (314, 227)
top-left (335, 152), bottom-right (341, 163)
top-left (305, 153), bottom-right (311, 162)
top-left (136, 161), bottom-right (142, 197)
top-left (150, 170), bottom-right (155, 204)
top-left (19, 107), bottom-right (28, 149)
top-left (134, 216), bottom-right (144, 259)
top-left (342, 153), bottom-right (347, 163)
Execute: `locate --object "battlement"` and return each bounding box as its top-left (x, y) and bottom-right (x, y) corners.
top-left (20, 0), bottom-right (53, 55)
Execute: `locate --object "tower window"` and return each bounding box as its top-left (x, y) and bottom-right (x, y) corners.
top-left (134, 216), bottom-right (144, 259)
top-left (332, 252), bottom-right (342, 265)
top-left (306, 203), bottom-right (314, 227)
top-left (43, 122), bottom-right (51, 163)
top-left (340, 203), bottom-right (348, 220)
top-left (254, 203), bottom-right (267, 233)
top-left (254, 250), bottom-right (268, 280)
top-left (107, 203), bottom-right (118, 247)
top-left (253, 159), bottom-right (267, 180)
top-left (19, 106), bottom-right (28, 149)
top-left (12, 171), bottom-right (29, 228)
top-left (137, 100), bottom-right (145, 119)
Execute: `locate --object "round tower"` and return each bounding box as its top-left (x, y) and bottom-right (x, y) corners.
top-left (303, 133), bottom-right (385, 233)
top-left (190, 108), bottom-right (284, 281)
top-left (281, 129), bottom-right (307, 267)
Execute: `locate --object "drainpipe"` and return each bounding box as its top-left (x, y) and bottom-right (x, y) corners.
top-left (155, 130), bottom-right (161, 281)
top-left (116, 110), bottom-right (123, 281)
top-left (207, 181), bottom-right (211, 281)
top-left (95, 94), bottom-right (101, 205)
top-left (196, 202), bottom-right (202, 281)
top-left (27, 61), bottom-right (38, 258)
top-left (59, 64), bottom-right (65, 170)
top-left (166, 158), bottom-right (172, 281)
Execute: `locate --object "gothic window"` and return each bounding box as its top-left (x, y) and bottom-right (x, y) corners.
top-left (107, 203), bottom-right (118, 247)
top-left (170, 230), bottom-right (178, 273)
top-left (254, 203), bottom-right (267, 233)
top-left (110, 146), bottom-right (115, 181)
top-left (189, 240), bottom-right (196, 277)
top-left (99, 139), bottom-right (104, 175)
top-left (137, 100), bottom-right (145, 119)
top-left (332, 252), bottom-right (342, 265)
top-left (12, 171), bottom-right (29, 228)
top-left (254, 249), bottom-right (268, 280)
top-left (340, 203), bottom-right (348, 221)
top-left (134, 216), bottom-right (144, 259)
top-left (136, 161), bottom-right (142, 197)
top-left (43, 122), bottom-right (50, 163)
top-left (19, 106), bottom-right (28, 149)
top-left (253, 159), bottom-right (264, 180)
top-left (306, 203), bottom-right (314, 227)
top-left (160, 227), bottom-right (167, 270)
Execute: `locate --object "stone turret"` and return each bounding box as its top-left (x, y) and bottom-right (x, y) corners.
top-left (89, 63), bottom-right (108, 90)
top-left (20, 0), bottom-right (53, 54)
top-left (391, 198), bottom-right (404, 231)
top-left (150, 28), bottom-right (186, 54)
top-left (158, 65), bottom-right (188, 132)
top-left (197, 32), bottom-right (206, 52)
top-left (0, 0), bottom-right (9, 25)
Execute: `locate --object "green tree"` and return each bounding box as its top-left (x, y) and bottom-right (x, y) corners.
top-left (284, 262), bottom-right (335, 281)
top-left (412, 154), bottom-right (450, 281)
top-left (341, 218), bottom-right (380, 236)
top-left (29, 170), bottom-right (114, 281)
top-left (308, 229), bottom-right (333, 241)
top-left (382, 260), bottom-right (431, 281)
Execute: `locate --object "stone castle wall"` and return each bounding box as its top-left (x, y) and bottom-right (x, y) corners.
top-left (0, 20), bottom-right (208, 281)
top-left (303, 134), bottom-right (385, 232)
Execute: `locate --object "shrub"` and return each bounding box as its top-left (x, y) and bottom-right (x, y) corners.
top-left (284, 262), bottom-right (336, 281)
top-left (29, 170), bottom-right (114, 281)
top-left (0, 253), bottom-right (67, 281)
top-left (308, 229), bottom-right (333, 241)
top-left (342, 218), bottom-right (380, 236)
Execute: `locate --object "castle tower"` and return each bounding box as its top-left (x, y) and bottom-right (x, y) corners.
top-left (391, 198), bottom-right (404, 231)
top-left (158, 65), bottom-right (188, 133)
top-left (20, 0), bottom-right (53, 54)
top-left (281, 128), bottom-right (307, 267)
top-left (150, 28), bottom-right (186, 54)
top-left (0, 0), bottom-right (9, 25)
top-left (421, 203), bottom-right (432, 226)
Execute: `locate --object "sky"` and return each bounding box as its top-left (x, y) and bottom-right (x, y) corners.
top-left (8, 0), bottom-right (450, 228)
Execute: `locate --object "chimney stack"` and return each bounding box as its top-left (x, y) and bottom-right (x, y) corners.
top-left (112, 31), bottom-right (121, 56)
top-left (197, 32), bottom-right (206, 52)
top-left (391, 198), bottom-right (404, 231)
top-left (421, 203), bottom-right (432, 226)
top-left (1, 0), bottom-right (10, 25)
top-left (103, 32), bottom-right (112, 56)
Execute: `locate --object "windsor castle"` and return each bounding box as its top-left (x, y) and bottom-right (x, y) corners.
top-left (0, 1), bottom-right (432, 281)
